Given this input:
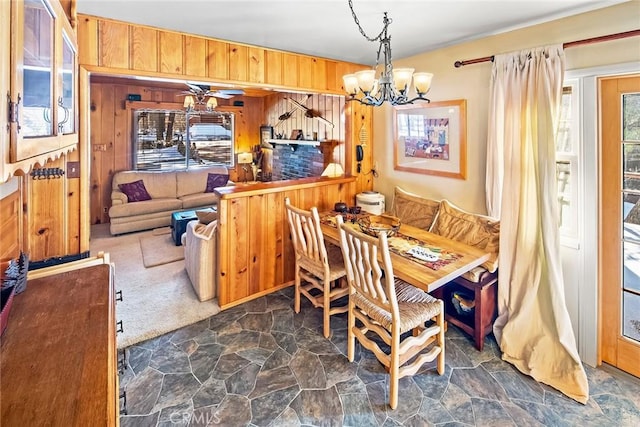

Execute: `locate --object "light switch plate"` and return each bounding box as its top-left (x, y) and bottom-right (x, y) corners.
top-left (67, 161), bottom-right (80, 178)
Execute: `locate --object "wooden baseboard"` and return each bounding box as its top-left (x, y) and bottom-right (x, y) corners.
top-left (220, 281), bottom-right (293, 311)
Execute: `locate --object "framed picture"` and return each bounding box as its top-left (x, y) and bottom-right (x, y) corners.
top-left (289, 129), bottom-right (303, 140)
top-left (260, 125), bottom-right (273, 144)
top-left (393, 99), bottom-right (467, 179)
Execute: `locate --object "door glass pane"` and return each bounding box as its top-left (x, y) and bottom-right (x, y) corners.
top-left (622, 88), bottom-right (640, 348)
top-left (623, 193), bottom-right (640, 242)
top-left (623, 229), bottom-right (640, 342)
top-left (60, 33), bottom-right (75, 134)
top-left (623, 143), bottom-right (640, 191)
top-left (623, 290), bottom-right (640, 341)
top-left (22, 0), bottom-right (54, 138)
top-left (623, 93), bottom-right (640, 142)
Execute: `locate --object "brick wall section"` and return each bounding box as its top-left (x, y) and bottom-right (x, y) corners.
top-left (272, 144), bottom-right (324, 180)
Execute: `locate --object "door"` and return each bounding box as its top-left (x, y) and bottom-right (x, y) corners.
top-left (601, 74), bottom-right (640, 377)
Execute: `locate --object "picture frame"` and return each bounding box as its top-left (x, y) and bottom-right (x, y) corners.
top-left (260, 125), bottom-right (273, 144)
top-left (393, 99), bottom-right (467, 179)
top-left (289, 129), bottom-right (303, 140)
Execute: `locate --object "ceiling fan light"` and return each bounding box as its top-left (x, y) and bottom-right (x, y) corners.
top-left (392, 68), bottom-right (414, 92)
top-left (343, 74), bottom-right (359, 95)
top-left (183, 95), bottom-right (195, 109)
top-left (413, 72), bottom-right (433, 95)
top-left (206, 97), bottom-right (218, 110)
top-left (355, 70), bottom-right (376, 93)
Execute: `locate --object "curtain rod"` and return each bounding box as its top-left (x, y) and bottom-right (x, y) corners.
top-left (453, 29), bottom-right (640, 68)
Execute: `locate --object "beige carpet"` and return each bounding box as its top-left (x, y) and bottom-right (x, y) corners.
top-left (90, 224), bottom-right (220, 349)
top-left (139, 232), bottom-right (184, 268)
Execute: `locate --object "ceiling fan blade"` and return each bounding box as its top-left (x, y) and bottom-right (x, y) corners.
top-left (185, 82), bottom-right (205, 93)
top-left (217, 89), bottom-right (245, 95)
top-left (211, 93), bottom-right (234, 99)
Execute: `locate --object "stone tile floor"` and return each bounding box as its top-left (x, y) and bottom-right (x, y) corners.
top-left (119, 288), bottom-right (640, 426)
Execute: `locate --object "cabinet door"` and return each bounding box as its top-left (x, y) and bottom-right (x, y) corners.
top-left (10, 0), bottom-right (78, 162)
top-left (21, 0), bottom-right (55, 139)
top-left (59, 28), bottom-right (76, 135)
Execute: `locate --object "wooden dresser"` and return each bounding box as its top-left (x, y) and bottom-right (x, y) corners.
top-left (0, 259), bottom-right (119, 426)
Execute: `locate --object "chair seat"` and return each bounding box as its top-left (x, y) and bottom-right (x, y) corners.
top-left (298, 243), bottom-right (346, 281)
top-left (354, 279), bottom-right (441, 333)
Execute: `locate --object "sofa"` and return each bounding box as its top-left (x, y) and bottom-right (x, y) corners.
top-left (389, 186), bottom-right (500, 350)
top-left (109, 165), bottom-right (229, 235)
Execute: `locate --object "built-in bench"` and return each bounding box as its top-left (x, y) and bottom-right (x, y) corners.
top-left (389, 186), bottom-right (500, 350)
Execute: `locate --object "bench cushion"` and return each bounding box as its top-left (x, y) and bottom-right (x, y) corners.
top-left (431, 200), bottom-right (500, 272)
top-left (390, 187), bottom-right (440, 231)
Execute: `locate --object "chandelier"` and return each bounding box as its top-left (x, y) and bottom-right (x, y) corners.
top-left (342, 0), bottom-right (433, 107)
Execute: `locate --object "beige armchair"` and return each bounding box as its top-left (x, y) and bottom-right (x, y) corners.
top-left (182, 219), bottom-right (218, 302)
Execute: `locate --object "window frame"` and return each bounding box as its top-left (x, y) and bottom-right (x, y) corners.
top-left (557, 79), bottom-right (581, 246)
top-left (130, 106), bottom-right (236, 171)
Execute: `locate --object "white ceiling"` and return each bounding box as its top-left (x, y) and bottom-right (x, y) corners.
top-left (76, 0), bottom-right (628, 66)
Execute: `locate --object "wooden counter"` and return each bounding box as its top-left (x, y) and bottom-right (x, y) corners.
top-left (214, 176), bottom-right (357, 308)
top-left (1, 262), bottom-right (118, 426)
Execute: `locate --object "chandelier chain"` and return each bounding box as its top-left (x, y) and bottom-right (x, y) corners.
top-left (347, 0), bottom-right (387, 43)
top-left (343, 0), bottom-right (432, 106)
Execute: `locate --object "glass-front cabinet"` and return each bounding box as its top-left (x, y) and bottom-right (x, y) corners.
top-left (8, 0), bottom-right (77, 163)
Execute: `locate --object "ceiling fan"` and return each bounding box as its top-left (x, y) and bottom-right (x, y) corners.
top-left (181, 82), bottom-right (245, 102)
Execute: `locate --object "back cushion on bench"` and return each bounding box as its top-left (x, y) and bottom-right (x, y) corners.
top-left (390, 187), bottom-right (440, 231)
top-left (431, 200), bottom-right (500, 273)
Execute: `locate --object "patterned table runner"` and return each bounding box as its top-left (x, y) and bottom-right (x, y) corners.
top-left (320, 213), bottom-right (461, 271)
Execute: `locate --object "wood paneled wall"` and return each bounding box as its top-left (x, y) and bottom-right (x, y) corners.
top-left (215, 177), bottom-right (357, 308)
top-left (25, 151), bottom-right (82, 261)
top-left (0, 183), bottom-right (21, 262)
top-left (78, 14), bottom-right (367, 94)
top-left (89, 80), bottom-right (265, 225)
top-left (263, 93), bottom-right (345, 142)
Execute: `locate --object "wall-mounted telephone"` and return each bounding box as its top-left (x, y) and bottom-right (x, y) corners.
top-left (356, 145), bottom-right (363, 173)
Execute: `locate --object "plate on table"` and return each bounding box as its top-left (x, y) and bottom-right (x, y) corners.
top-left (407, 246), bottom-right (440, 262)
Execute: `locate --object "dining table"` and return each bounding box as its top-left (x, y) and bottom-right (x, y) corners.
top-left (320, 212), bottom-right (491, 293)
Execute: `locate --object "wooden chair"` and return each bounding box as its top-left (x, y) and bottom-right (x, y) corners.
top-left (336, 215), bottom-right (445, 409)
top-left (284, 198), bottom-right (349, 338)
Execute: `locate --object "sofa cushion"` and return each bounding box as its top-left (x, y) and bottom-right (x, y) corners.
top-left (118, 179), bottom-right (152, 202)
top-left (109, 198), bottom-right (182, 219)
top-left (112, 170), bottom-right (177, 200)
top-left (176, 166), bottom-right (228, 198)
top-left (206, 173), bottom-right (229, 193)
top-left (179, 192), bottom-right (218, 209)
top-left (390, 187), bottom-right (440, 231)
top-left (430, 200), bottom-right (500, 272)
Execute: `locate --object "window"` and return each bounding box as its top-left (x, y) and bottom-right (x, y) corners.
top-left (132, 109), bottom-right (235, 171)
top-left (556, 81), bottom-right (580, 240)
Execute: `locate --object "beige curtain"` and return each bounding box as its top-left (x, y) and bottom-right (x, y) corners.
top-left (486, 45), bottom-right (589, 404)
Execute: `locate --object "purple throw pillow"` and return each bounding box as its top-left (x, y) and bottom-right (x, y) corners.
top-left (205, 173), bottom-right (228, 193)
top-left (118, 179), bottom-right (152, 202)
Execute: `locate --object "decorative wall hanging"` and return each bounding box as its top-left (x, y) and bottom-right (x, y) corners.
top-left (393, 99), bottom-right (467, 179)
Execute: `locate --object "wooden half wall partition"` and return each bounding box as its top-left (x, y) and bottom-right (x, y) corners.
top-left (214, 176), bottom-right (357, 309)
